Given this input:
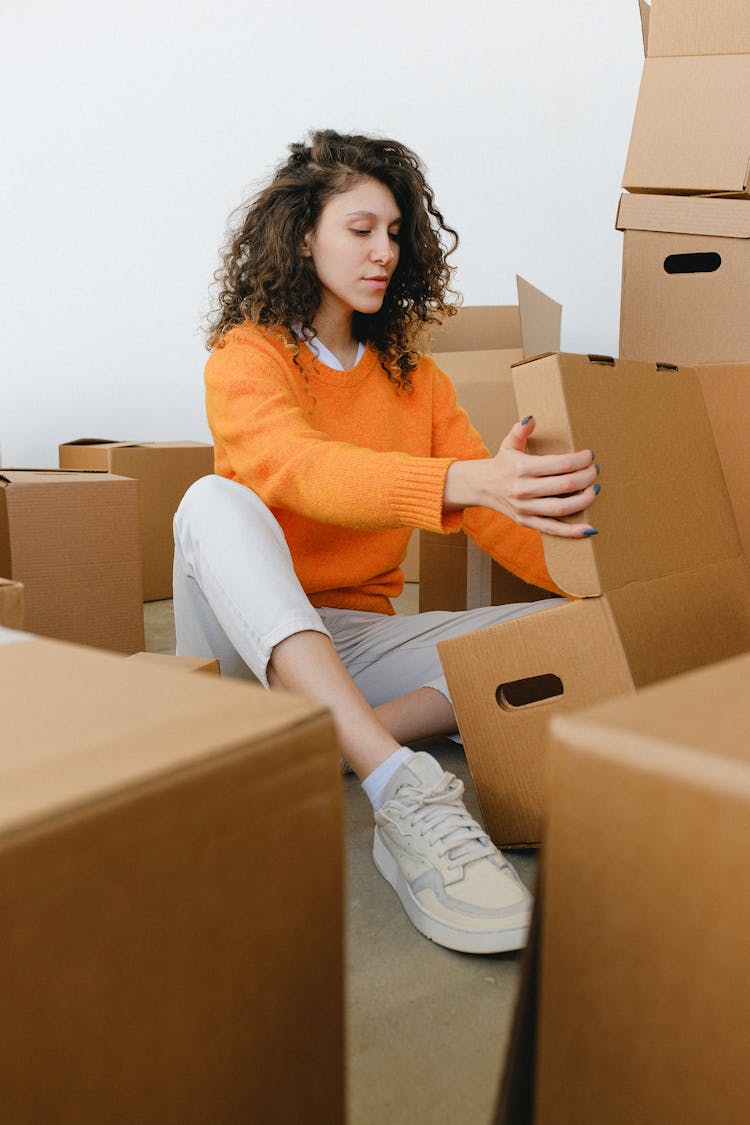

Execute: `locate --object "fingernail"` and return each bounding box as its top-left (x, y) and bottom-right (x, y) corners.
top-left (594, 482), bottom-right (601, 494)
top-left (591, 451), bottom-right (596, 462)
top-left (521, 415), bottom-right (533, 425)
top-left (583, 528), bottom-right (599, 537)
top-left (595, 463), bottom-right (600, 474)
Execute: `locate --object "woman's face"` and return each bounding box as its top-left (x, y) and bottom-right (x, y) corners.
top-left (303, 177), bottom-right (401, 323)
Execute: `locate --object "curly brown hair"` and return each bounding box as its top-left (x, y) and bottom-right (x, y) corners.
top-left (206, 130), bottom-right (460, 389)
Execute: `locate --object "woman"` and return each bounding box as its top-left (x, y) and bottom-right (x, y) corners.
top-left (174, 130), bottom-right (598, 954)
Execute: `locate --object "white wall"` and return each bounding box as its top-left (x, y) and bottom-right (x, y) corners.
top-left (2, 0), bottom-right (643, 466)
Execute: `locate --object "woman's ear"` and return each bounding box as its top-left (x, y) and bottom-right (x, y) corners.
top-left (300, 230), bottom-right (313, 258)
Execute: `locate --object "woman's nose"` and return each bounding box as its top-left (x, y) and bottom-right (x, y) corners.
top-left (370, 236), bottom-right (394, 265)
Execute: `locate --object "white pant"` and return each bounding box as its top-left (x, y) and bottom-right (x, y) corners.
top-left (173, 475), bottom-right (560, 712)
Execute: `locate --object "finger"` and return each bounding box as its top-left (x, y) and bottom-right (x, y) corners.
top-left (520, 516), bottom-right (598, 539)
top-left (513, 482), bottom-right (600, 520)
top-left (515, 464), bottom-right (599, 500)
top-left (499, 414), bottom-right (536, 453)
top-left (514, 448), bottom-right (596, 479)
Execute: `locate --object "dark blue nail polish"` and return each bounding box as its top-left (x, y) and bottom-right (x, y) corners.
top-left (521, 415), bottom-right (533, 425)
top-left (595, 463), bottom-right (600, 474)
top-left (594, 482), bottom-right (601, 494)
top-left (591, 451), bottom-right (596, 462)
top-left (583, 528), bottom-right (598, 537)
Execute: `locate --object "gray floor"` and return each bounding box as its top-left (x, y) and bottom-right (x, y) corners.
top-left (144, 588), bottom-right (535, 1125)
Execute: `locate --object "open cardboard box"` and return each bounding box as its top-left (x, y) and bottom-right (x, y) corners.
top-left (617, 192), bottom-right (750, 365)
top-left (525, 651), bottom-right (750, 1124)
top-left (0, 577), bottom-right (24, 630)
top-left (0, 469), bottom-right (144, 653)
top-left (0, 627), bottom-right (344, 1124)
top-left (420, 277), bottom-right (562, 612)
top-left (59, 439), bottom-right (214, 601)
top-left (623, 0), bottom-right (750, 196)
top-left (438, 352), bottom-right (750, 846)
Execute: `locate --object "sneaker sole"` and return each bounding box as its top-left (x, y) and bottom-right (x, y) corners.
top-left (372, 828), bottom-right (530, 955)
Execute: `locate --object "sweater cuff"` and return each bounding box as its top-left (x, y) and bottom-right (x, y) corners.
top-left (390, 457), bottom-right (458, 533)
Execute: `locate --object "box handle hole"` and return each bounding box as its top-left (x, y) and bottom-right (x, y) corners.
top-left (664, 252), bottom-right (721, 275)
top-left (495, 673), bottom-right (564, 710)
top-left (587, 354), bottom-right (615, 366)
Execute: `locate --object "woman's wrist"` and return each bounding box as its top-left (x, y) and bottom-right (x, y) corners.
top-left (443, 459), bottom-right (489, 511)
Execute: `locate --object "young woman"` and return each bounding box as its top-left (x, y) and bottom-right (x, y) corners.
top-left (174, 130), bottom-right (599, 955)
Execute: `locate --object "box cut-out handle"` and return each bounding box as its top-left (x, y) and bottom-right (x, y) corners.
top-left (587, 354), bottom-right (615, 366)
top-left (495, 673), bottom-right (564, 710)
top-left (664, 252), bottom-right (721, 275)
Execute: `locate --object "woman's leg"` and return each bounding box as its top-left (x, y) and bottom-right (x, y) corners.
top-left (173, 476), bottom-right (400, 777)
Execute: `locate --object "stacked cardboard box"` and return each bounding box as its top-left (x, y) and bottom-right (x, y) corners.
top-left (438, 352), bottom-right (750, 846)
top-left (0, 470), bottom-right (144, 653)
top-left (0, 577), bottom-right (24, 629)
top-left (420, 276), bottom-right (561, 612)
top-left (59, 439), bottom-right (214, 601)
top-left (0, 627), bottom-right (344, 1124)
top-left (495, 651), bottom-right (750, 1125)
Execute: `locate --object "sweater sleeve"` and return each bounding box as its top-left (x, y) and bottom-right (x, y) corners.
top-left (427, 361), bottom-right (565, 595)
top-left (205, 331), bottom-right (454, 533)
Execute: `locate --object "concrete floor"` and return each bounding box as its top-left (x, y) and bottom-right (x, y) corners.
top-left (144, 589), bottom-right (535, 1125)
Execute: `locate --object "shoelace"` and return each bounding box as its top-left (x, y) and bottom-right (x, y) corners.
top-left (391, 771), bottom-right (499, 871)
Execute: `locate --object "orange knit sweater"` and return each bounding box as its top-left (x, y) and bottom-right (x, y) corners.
top-left (205, 322), bottom-right (560, 614)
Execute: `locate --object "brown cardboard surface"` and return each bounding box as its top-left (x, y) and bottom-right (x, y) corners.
top-left (0, 630), bottom-right (344, 1124)
top-left (438, 353), bottom-right (750, 845)
top-left (0, 578), bottom-right (24, 630)
top-left (623, 54), bottom-right (750, 195)
top-left (128, 651), bottom-right (221, 675)
top-left (59, 439), bottom-right (214, 600)
top-left (536, 652), bottom-right (750, 1124)
top-left (420, 279), bottom-right (561, 613)
top-left (647, 0), bottom-right (750, 57)
top-left (696, 362), bottom-right (750, 560)
top-left (618, 193), bottom-right (750, 365)
top-left (0, 470), bottom-right (144, 653)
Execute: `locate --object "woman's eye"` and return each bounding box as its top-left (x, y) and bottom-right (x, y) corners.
top-left (389, 232), bottom-right (400, 243)
top-left (352, 229), bottom-right (370, 236)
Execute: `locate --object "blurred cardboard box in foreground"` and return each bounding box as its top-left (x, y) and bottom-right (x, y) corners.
top-left (532, 652), bottom-right (750, 1124)
top-left (0, 627), bottom-right (344, 1124)
top-left (439, 353), bottom-right (750, 846)
top-left (59, 439), bottom-right (214, 601)
top-left (0, 469), bottom-right (144, 653)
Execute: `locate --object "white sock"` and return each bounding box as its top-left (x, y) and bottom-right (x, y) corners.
top-left (362, 746), bottom-right (415, 811)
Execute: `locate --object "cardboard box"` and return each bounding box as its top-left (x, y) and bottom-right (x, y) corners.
top-left (59, 439), bottom-right (214, 601)
top-left (128, 651), bottom-right (221, 675)
top-left (623, 0), bottom-right (750, 196)
top-left (0, 470), bottom-right (144, 653)
top-left (618, 192), bottom-right (750, 365)
top-left (438, 352), bottom-right (750, 846)
top-left (531, 651), bottom-right (750, 1125)
top-left (420, 277), bottom-right (562, 612)
top-left (696, 361), bottom-right (750, 562)
top-left (0, 577), bottom-right (24, 630)
top-left (0, 627), bottom-right (344, 1124)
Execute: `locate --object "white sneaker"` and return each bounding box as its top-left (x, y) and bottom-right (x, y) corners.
top-left (373, 752), bottom-right (531, 954)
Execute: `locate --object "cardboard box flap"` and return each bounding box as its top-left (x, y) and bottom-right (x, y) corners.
top-left (647, 0), bottom-right (750, 57)
top-left (639, 0), bottom-right (650, 54)
top-left (511, 353), bottom-right (742, 597)
top-left (429, 276), bottom-right (560, 355)
top-left (623, 55), bottom-right (750, 195)
top-left (616, 191), bottom-right (750, 239)
top-left (516, 275), bottom-right (562, 360)
top-left (0, 469), bottom-right (131, 486)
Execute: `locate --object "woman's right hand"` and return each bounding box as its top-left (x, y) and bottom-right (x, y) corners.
top-left (443, 415), bottom-right (599, 538)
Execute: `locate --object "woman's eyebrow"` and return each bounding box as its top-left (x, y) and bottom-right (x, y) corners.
top-left (345, 209), bottom-right (401, 223)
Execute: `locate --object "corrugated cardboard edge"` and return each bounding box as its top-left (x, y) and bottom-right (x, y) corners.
top-left (616, 192), bottom-right (750, 238)
top-left (639, 0), bottom-right (650, 55)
